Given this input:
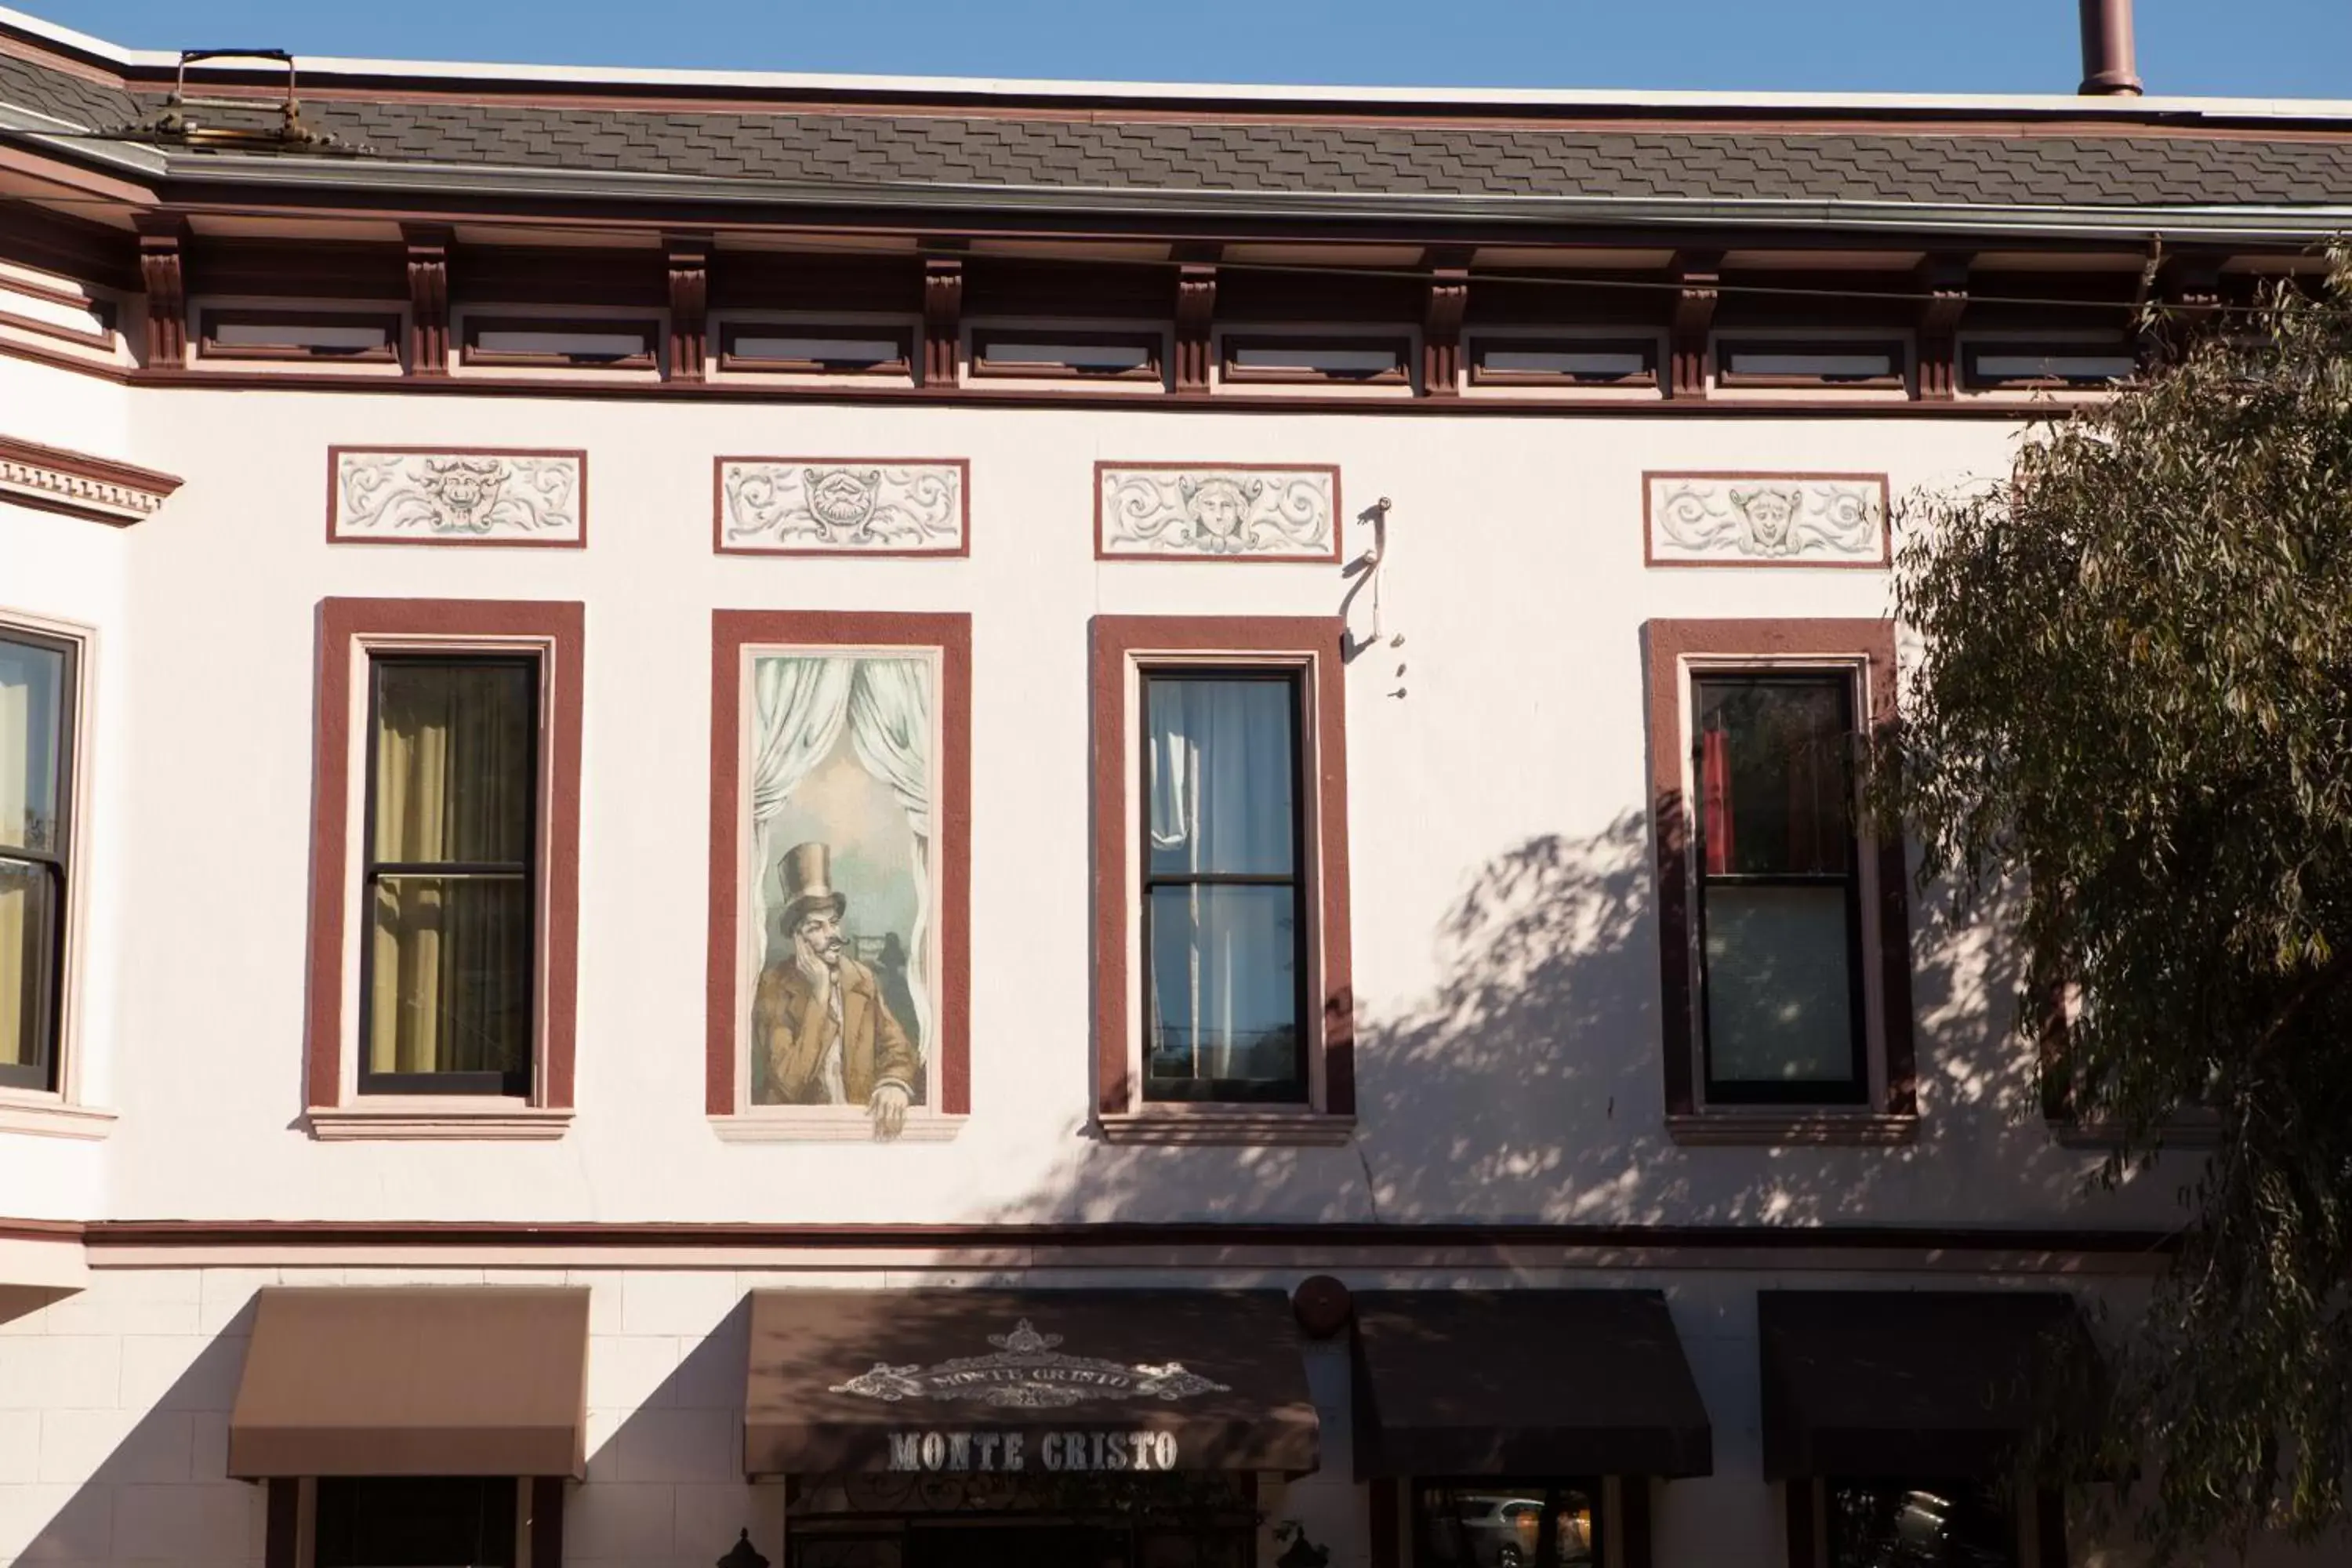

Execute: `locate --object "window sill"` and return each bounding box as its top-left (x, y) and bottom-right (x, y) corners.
top-left (305, 1104), bottom-right (575, 1142)
top-left (2050, 1118), bottom-right (2221, 1152)
top-left (1665, 1110), bottom-right (1918, 1147)
top-left (1097, 1110), bottom-right (1357, 1146)
top-left (0, 1094), bottom-right (118, 1142)
top-left (710, 1111), bottom-right (967, 1143)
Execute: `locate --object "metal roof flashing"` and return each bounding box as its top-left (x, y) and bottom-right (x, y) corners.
top-left (4, 3), bottom-right (2352, 127)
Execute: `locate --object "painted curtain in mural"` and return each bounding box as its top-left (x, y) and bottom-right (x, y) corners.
top-left (743, 649), bottom-right (937, 1137)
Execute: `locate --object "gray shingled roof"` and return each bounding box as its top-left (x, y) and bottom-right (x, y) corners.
top-left (7, 42), bottom-right (2352, 210)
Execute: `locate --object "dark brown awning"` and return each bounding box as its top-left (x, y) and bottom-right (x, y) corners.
top-left (1760, 1290), bottom-right (2094, 1479)
top-left (228, 1287), bottom-right (590, 1479)
top-left (1351, 1291), bottom-right (1712, 1479)
top-left (745, 1290), bottom-right (1319, 1477)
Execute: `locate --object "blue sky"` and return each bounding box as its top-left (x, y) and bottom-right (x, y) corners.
top-left (22, 1), bottom-right (2352, 97)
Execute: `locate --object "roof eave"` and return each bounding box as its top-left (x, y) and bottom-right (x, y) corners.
top-left (141, 150), bottom-right (2352, 245)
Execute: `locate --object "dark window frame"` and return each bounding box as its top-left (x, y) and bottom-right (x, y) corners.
top-left (195, 307), bottom-right (402, 365)
top-left (0, 625), bottom-right (76, 1094)
top-left (1467, 335), bottom-right (1661, 388)
top-left (717, 320), bottom-right (916, 376)
top-left (358, 652), bottom-right (541, 1098)
top-left (1135, 665), bottom-right (1312, 1105)
top-left (1219, 332), bottom-right (1413, 386)
top-left (1962, 339), bottom-right (2140, 391)
top-left (968, 326), bottom-right (1166, 383)
top-left (313, 1475), bottom-right (521, 1568)
top-left (1715, 338), bottom-right (1910, 390)
top-left (1410, 1477), bottom-right (1607, 1568)
top-left (459, 314), bottom-right (662, 370)
top-left (1821, 1475), bottom-right (2024, 1568)
top-left (1691, 669), bottom-right (1871, 1107)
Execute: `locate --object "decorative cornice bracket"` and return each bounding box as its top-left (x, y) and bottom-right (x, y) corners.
top-left (1668, 249), bottom-right (1722, 400)
top-left (1915, 254), bottom-right (1971, 401)
top-left (401, 223), bottom-right (452, 377)
top-left (1421, 250), bottom-right (1472, 398)
top-left (921, 253), bottom-right (964, 388)
top-left (132, 212), bottom-right (187, 368)
top-left (666, 232), bottom-right (711, 382)
top-left (1173, 255), bottom-right (1218, 395)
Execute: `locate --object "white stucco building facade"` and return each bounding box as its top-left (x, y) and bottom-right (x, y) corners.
top-left (2, 4), bottom-right (2348, 1565)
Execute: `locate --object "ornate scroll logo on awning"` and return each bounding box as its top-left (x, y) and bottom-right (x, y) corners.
top-left (830, 1319), bottom-right (1232, 1410)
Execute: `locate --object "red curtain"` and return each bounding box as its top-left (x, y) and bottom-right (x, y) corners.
top-left (1701, 727), bottom-right (1734, 875)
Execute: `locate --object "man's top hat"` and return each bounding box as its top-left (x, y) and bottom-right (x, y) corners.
top-left (778, 840), bottom-right (848, 934)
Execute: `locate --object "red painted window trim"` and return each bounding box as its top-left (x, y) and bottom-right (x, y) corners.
top-left (1089, 615), bottom-right (1356, 1120)
top-left (303, 598), bottom-right (586, 1112)
top-left (1642, 618), bottom-right (1915, 1120)
top-left (704, 610), bottom-right (972, 1117)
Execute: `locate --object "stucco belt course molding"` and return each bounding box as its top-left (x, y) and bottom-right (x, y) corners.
top-left (1094, 463), bottom-right (1342, 561)
top-left (1644, 471), bottom-right (1891, 568)
top-left (716, 457), bottom-right (970, 557)
top-left (328, 446), bottom-right (587, 546)
top-left (0, 433), bottom-right (181, 525)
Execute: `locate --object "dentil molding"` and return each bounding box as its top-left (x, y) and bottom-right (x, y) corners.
top-left (329, 447), bottom-right (586, 546)
top-left (1644, 471), bottom-right (1890, 568)
top-left (716, 458), bottom-right (967, 556)
top-left (0, 434), bottom-right (181, 526)
top-left (1095, 463), bottom-right (1341, 561)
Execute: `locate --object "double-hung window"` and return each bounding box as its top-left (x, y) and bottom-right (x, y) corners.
top-left (361, 656), bottom-right (537, 1097)
top-left (305, 599), bottom-right (582, 1137)
top-left (1646, 620), bottom-right (1916, 1138)
top-left (1692, 673), bottom-right (1867, 1104)
top-left (1140, 670), bottom-right (1308, 1103)
top-left (0, 628), bottom-right (74, 1094)
top-left (1092, 616), bottom-right (1354, 1142)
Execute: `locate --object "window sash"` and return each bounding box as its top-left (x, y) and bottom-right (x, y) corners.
top-left (1411, 1479), bottom-right (1604, 1568)
top-left (358, 654), bottom-right (539, 1098)
top-left (1824, 1477), bottom-right (2019, 1567)
top-left (313, 1475), bottom-right (520, 1568)
top-left (0, 628), bottom-right (75, 1093)
top-left (1137, 667), bottom-right (1310, 1103)
top-left (1693, 670), bottom-right (1869, 1105)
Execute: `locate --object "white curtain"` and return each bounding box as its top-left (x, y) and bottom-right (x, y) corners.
top-left (746, 657), bottom-right (855, 1007)
top-left (846, 658), bottom-right (933, 1047)
top-left (745, 654), bottom-right (934, 1061)
top-left (1145, 680), bottom-right (1294, 1083)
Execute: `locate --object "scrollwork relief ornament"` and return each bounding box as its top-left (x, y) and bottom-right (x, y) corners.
top-left (1098, 465), bottom-right (1338, 560)
top-left (1645, 473), bottom-right (1889, 566)
top-left (719, 459), bottom-right (965, 555)
top-left (829, 1319), bottom-right (1232, 1410)
top-left (332, 449), bottom-right (583, 545)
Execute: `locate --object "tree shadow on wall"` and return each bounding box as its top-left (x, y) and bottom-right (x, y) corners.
top-left (990, 806), bottom-right (2123, 1234)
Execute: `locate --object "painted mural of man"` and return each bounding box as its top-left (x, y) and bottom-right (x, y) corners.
top-left (753, 840), bottom-right (920, 1138)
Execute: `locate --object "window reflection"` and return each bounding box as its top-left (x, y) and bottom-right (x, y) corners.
top-left (1828, 1479), bottom-right (2016, 1568)
top-left (1414, 1483), bottom-right (1598, 1567)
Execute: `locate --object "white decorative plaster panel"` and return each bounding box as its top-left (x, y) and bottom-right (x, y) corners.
top-left (716, 459), bottom-right (968, 556)
top-left (329, 448), bottom-right (586, 546)
top-left (1095, 463), bottom-right (1340, 561)
top-left (1644, 472), bottom-right (1889, 568)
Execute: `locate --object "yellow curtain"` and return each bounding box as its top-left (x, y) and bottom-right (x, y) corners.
top-left (1, 653), bottom-right (55, 1075)
top-left (0, 866), bottom-right (33, 1072)
top-left (367, 664), bottom-right (533, 1081)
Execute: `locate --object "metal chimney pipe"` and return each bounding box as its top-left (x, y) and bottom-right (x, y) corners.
top-left (2079, 0), bottom-right (2144, 95)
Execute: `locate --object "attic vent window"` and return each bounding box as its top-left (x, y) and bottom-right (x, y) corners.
top-left (1221, 335), bottom-right (1410, 386)
top-left (1716, 339), bottom-right (1907, 390)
